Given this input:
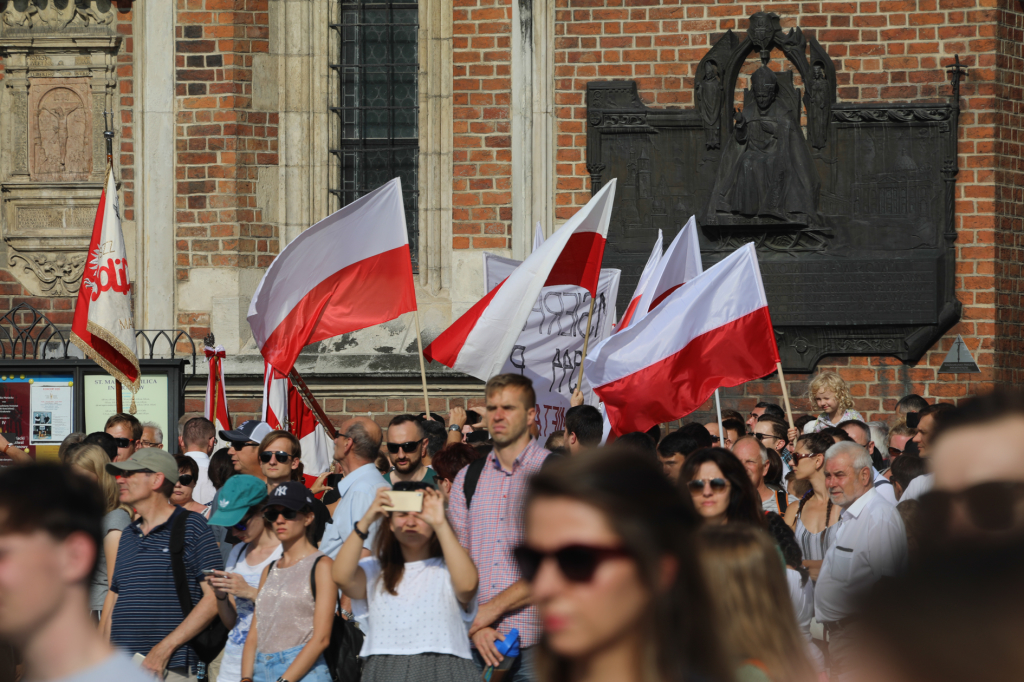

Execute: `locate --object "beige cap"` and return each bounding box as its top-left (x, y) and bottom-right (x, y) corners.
top-left (105, 448), bottom-right (180, 484)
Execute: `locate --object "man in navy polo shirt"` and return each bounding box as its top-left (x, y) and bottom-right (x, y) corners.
top-left (103, 449), bottom-right (223, 681)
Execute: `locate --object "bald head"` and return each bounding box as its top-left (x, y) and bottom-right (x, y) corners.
top-left (339, 417), bottom-right (382, 462)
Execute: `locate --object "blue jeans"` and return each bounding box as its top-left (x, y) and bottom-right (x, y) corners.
top-left (471, 646), bottom-right (536, 682)
top-left (254, 644), bottom-right (332, 682)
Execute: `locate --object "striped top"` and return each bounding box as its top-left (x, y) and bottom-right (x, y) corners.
top-left (111, 506), bottom-right (224, 671)
top-left (794, 513), bottom-right (840, 562)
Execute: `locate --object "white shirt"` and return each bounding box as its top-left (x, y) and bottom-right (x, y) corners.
top-left (319, 463), bottom-right (390, 558)
top-left (814, 488), bottom-right (907, 622)
top-left (353, 556), bottom-right (477, 660)
top-left (185, 451), bottom-right (216, 505)
top-left (219, 542), bottom-right (283, 682)
top-left (873, 469), bottom-right (897, 505)
top-left (786, 568), bottom-right (824, 671)
top-left (898, 472), bottom-right (934, 503)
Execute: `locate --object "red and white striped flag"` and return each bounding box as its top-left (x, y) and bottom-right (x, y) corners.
top-left (204, 345), bottom-right (231, 435)
top-left (423, 180), bottom-right (616, 380)
top-left (248, 178), bottom-right (416, 374)
top-left (584, 243), bottom-right (779, 435)
top-left (71, 167), bottom-right (141, 407)
top-left (614, 229), bottom-right (662, 333)
top-left (632, 216), bottom-right (702, 324)
top-left (262, 363), bottom-right (333, 476)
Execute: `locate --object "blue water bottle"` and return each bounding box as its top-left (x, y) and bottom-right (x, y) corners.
top-left (482, 628), bottom-right (520, 682)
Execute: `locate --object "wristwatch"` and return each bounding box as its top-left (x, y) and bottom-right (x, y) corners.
top-left (448, 424), bottom-right (462, 432)
top-left (277, 677), bottom-right (290, 682)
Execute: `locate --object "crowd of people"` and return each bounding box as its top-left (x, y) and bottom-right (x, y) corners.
top-left (1, 369), bottom-right (1023, 682)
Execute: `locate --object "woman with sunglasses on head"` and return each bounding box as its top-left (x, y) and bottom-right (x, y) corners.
top-left (698, 524), bottom-right (817, 682)
top-left (241, 481), bottom-right (335, 682)
top-left (206, 475), bottom-right (282, 682)
top-left (257, 430), bottom-right (302, 490)
top-left (172, 454), bottom-right (212, 518)
top-left (332, 481), bottom-right (479, 682)
top-left (783, 433), bottom-right (841, 581)
top-left (681, 448), bottom-right (764, 527)
top-left (519, 448), bottom-right (730, 682)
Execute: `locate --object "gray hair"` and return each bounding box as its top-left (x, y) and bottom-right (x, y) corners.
top-left (824, 441), bottom-right (873, 472)
top-left (734, 435), bottom-right (768, 464)
top-left (345, 421), bottom-right (381, 461)
top-left (869, 421), bottom-right (889, 458)
top-left (142, 422), bottom-right (163, 445)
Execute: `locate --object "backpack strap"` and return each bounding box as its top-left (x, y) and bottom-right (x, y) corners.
top-left (775, 489), bottom-right (788, 515)
top-left (462, 457), bottom-right (487, 508)
top-left (874, 477), bottom-right (893, 488)
top-left (169, 510), bottom-right (196, 619)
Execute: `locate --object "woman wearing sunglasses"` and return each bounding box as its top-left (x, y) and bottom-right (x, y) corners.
top-left (332, 481), bottom-right (479, 682)
top-left (518, 448), bottom-right (730, 682)
top-left (172, 454), bottom-right (212, 518)
top-left (681, 448), bottom-right (763, 527)
top-left (205, 475), bottom-right (282, 682)
top-left (783, 433), bottom-right (842, 581)
top-left (241, 482), bottom-right (335, 682)
top-left (258, 430), bottom-right (303, 489)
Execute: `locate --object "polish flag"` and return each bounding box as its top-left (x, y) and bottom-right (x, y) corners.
top-left (262, 363), bottom-right (334, 478)
top-left (204, 345), bottom-right (231, 435)
top-left (584, 243), bottom-right (780, 435)
top-left (632, 216), bottom-right (702, 325)
top-left (248, 178), bottom-right (416, 374)
top-left (614, 230), bottom-right (662, 333)
top-left (423, 180), bottom-right (616, 380)
top-left (71, 167), bottom-right (141, 403)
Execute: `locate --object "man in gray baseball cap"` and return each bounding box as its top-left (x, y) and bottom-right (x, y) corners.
top-left (105, 447), bottom-right (181, 484)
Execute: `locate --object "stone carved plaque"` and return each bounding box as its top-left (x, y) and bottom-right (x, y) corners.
top-left (586, 11), bottom-right (963, 372)
top-left (28, 78), bottom-right (93, 181)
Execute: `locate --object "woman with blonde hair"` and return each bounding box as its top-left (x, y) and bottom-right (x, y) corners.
top-left (698, 524), bottom-right (817, 682)
top-left (794, 371), bottom-right (864, 439)
top-left (66, 443), bottom-right (133, 621)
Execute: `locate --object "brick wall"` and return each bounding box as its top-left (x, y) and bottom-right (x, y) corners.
top-left (174, 0), bottom-right (279, 340)
top-left (452, 0), bottom-right (514, 250)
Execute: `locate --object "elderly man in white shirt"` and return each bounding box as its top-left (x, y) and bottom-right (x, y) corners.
top-left (815, 441), bottom-right (907, 679)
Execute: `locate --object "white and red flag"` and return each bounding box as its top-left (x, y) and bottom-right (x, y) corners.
top-left (248, 178), bottom-right (416, 373)
top-left (630, 216), bottom-right (702, 326)
top-left (423, 179), bottom-right (617, 380)
top-left (262, 363), bottom-right (333, 476)
top-left (584, 243), bottom-right (780, 435)
top-left (614, 229), bottom-right (662, 333)
top-left (204, 345), bottom-right (231, 435)
top-left (71, 167), bottom-right (141, 405)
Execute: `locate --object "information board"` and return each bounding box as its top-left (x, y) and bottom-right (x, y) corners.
top-left (84, 375), bottom-right (170, 446)
top-left (0, 374), bottom-right (74, 462)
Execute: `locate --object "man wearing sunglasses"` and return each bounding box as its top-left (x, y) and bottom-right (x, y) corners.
top-left (449, 374), bottom-right (550, 680)
top-left (815, 441), bottom-right (906, 678)
top-left (220, 420), bottom-right (273, 480)
top-left (383, 414), bottom-right (439, 486)
top-left (105, 413), bottom-right (142, 462)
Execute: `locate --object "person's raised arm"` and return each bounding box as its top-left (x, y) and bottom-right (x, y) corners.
top-left (332, 487), bottom-right (391, 598)
top-left (280, 557), bottom-right (337, 682)
top-left (418, 488), bottom-right (477, 606)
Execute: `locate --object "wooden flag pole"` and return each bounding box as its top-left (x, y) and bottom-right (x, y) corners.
top-left (116, 383), bottom-right (123, 414)
top-left (776, 361), bottom-right (796, 430)
top-left (577, 295), bottom-right (598, 390)
top-left (413, 310), bottom-right (431, 415)
top-left (288, 368), bottom-right (338, 440)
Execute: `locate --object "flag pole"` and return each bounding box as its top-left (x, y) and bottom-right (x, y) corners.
top-left (776, 362), bottom-right (795, 430)
top-left (105, 111), bottom-right (126, 415)
top-left (288, 368), bottom-right (338, 439)
top-left (413, 310), bottom-right (431, 415)
top-left (714, 388), bottom-right (724, 444)
top-left (577, 295), bottom-right (598, 390)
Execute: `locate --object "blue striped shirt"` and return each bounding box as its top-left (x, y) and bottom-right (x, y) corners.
top-left (110, 506), bottom-right (223, 672)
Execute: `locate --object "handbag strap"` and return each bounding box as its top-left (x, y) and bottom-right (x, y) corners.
top-left (168, 510), bottom-right (196, 618)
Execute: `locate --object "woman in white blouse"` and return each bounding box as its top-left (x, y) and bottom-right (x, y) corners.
top-left (332, 481), bottom-right (479, 682)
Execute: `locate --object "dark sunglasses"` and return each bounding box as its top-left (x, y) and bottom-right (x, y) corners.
top-left (512, 544), bottom-right (631, 583)
top-left (177, 474), bottom-right (195, 486)
top-left (233, 512), bottom-right (256, 531)
top-left (231, 441), bottom-right (259, 451)
top-left (709, 435), bottom-right (720, 443)
top-left (919, 482), bottom-right (1024, 533)
top-left (753, 433), bottom-right (778, 442)
top-left (790, 451), bottom-right (820, 465)
top-left (687, 477), bottom-right (729, 493)
top-left (263, 508), bottom-right (300, 523)
top-left (888, 447), bottom-right (903, 457)
top-left (113, 437), bottom-right (135, 449)
top-left (259, 451), bottom-right (295, 464)
top-left (386, 440), bottom-right (422, 455)
top-left (120, 468), bottom-right (154, 478)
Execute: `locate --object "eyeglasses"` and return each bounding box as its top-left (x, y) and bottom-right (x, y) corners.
top-left (790, 451), bottom-right (820, 465)
top-left (112, 437), bottom-right (135, 449)
top-left (919, 482), bottom-right (1024, 533)
top-left (753, 433), bottom-right (779, 442)
top-left (687, 478), bottom-right (729, 494)
top-left (139, 440), bottom-right (161, 448)
top-left (512, 544), bottom-right (631, 583)
top-left (177, 474), bottom-right (195, 487)
top-left (119, 468), bottom-right (154, 478)
top-left (709, 435), bottom-right (720, 444)
top-left (232, 513), bottom-right (255, 531)
top-left (888, 447), bottom-right (903, 457)
top-left (263, 508), bottom-right (300, 523)
top-left (230, 441), bottom-right (259, 451)
top-left (386, 440), bottom-right (422, 455)
top-left (259, 451), bottom-right (295, 464)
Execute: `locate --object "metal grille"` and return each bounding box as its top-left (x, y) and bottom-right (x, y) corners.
top-left (330, 0), bottom-right (419, 270)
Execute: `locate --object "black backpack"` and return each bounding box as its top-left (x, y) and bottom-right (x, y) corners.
top-left (169, 511), bottom-right (229, 664)
top-left (267, 555), bottom-right (364, 682)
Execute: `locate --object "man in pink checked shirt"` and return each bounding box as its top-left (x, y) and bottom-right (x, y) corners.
top-left (449, 374), bottom-right (552, 681)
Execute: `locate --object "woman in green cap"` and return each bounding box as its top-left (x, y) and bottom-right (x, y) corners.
top-left (205, 475), bottom-right (283, 682)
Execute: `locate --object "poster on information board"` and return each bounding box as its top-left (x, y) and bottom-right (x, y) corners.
top-left (83, 375), bottom-right (169, 446)
top-left (0, 374), bottom-right (74, 462)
